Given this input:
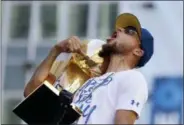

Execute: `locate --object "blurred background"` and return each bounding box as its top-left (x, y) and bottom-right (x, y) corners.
top-left (1, 1), bottom-right (183, 124)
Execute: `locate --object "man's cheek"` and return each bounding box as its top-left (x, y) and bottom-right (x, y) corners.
top-left (109, 40), bottom-right (116, 46)
top-left (116, 43), bottom-right (124, 53)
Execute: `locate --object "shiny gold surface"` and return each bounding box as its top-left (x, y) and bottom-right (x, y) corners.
top-left (65, 60), bottom-right (91, 93)
top-left (64, 44), bottom-right (103, 93)
top-left (71, 103), bottom-right (83, 115)
top-left (50, 40), bottom-right (104, 94)
top-left (49, 40), bottom-right (104, 116)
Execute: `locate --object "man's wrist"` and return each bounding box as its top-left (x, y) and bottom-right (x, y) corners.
top-left (49, 45), bottom-right (62, 57)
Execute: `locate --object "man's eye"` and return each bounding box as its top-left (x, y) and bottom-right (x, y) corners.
top-left (125, 29), bottom-right (136, 35)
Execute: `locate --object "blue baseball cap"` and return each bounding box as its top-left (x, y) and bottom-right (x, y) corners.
top-left (115, 13), bottom-right (154, 67)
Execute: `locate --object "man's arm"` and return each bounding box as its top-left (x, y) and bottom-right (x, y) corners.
top-left (24, 36), bottom-right (84, 97)
top-left (114, 71), bottom-right (148, 124)
top-left (23, 46), bottom-right (61, 97)
top-left (115, 110), bottom-right (137, 124)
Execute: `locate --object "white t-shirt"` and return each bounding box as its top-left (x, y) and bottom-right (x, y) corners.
top-left (71, 69), bottom-right (148, 124)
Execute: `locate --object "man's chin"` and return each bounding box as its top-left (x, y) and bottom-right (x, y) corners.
top-left (98, 50), bottom-right (110, 58)
top-left (98, 44), bottom-right (115, 58)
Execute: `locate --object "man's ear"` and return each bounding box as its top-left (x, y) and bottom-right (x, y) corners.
top-left (133, 48), bottom-right (144, 57)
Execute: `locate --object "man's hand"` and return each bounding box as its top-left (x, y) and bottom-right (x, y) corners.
top-left (54, 36), bottom-right (84, 55)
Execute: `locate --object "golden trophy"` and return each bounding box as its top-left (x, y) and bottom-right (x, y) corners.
top-left (13, 39), bottom-right (105, 124)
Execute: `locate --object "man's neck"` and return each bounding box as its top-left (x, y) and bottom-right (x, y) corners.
top-left (106, 54), bottom-right (133, 73)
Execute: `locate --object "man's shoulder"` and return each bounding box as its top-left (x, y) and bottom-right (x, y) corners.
top-left (114, 69), bottom-right (147, 88)
top-left (115, 69), bottom-right (145, 79)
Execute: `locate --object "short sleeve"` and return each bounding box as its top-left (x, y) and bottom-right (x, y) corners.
top-left (115, 71), bottom-right (148, 118)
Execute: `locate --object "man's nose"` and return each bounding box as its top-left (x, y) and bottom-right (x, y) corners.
top-left (116, 27), bottom-right (123, 32)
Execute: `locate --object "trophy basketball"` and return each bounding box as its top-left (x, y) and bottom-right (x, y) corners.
top-left (13, 39), bottom-right (105, 124)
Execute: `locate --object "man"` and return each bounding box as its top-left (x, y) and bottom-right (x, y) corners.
top-left (24, 13), bottom-right (153, 124)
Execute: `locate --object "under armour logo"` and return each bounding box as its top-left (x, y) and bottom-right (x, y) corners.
top-left (131, 100), bottom-right (140, 107)
top-left (131, 100), bottom-right (135, 105)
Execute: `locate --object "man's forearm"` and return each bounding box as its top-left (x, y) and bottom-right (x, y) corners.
top-left (24, 46), bottom-right (61, 97)
top-left (114, 110), bottom-right (137, 124)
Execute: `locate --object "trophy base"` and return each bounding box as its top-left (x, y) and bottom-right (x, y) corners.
top-left (58, 104), bottom-right (81, 124)
top-left (13, 83), bottom-right (81, 124)
top-left (57, 90), bottom-right (81, 124)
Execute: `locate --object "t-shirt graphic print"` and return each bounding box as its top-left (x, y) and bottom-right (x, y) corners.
top-left (72, 72), bottom-right (114, 124)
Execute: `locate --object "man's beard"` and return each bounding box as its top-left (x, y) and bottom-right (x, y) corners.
top-left (98, 43), bottom-right (116, 57)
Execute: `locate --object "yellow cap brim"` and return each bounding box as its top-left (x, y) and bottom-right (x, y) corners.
top-left (115, 13), bottom-right (142, 38)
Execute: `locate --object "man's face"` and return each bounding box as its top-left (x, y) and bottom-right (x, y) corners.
top-left (99, 27), bottom-right (142, 57)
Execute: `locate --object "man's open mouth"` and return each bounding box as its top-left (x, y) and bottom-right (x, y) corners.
top-left (107, 31), bottom-right (117, 43)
